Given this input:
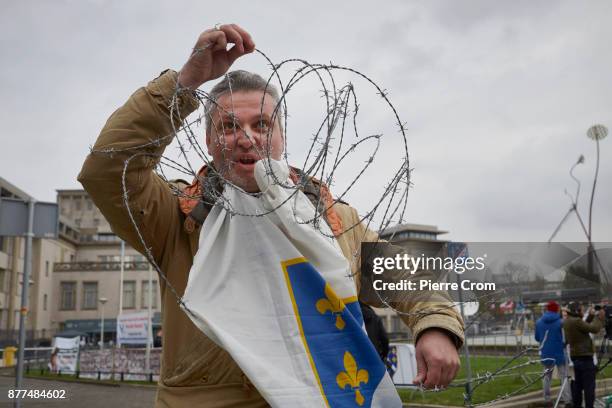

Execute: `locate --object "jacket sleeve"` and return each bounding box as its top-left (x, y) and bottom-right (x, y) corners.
top-left (77, 70), bottom-right (199, 267)
top-left (534, 322), bottom-right (542, 343)
top-left (349, 208), bottom-right (465, 348)
top-left (577, 316), bottom-right (603, 334)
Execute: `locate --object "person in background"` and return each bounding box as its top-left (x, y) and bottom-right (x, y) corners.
top-left (535, 301), bottom-right (571, 407)
top-left (564, 301), bottom-right (604, 408)
top-left (48, 347), bottom-right (59, 373)
top-left (359, 301), bottom-right (390, 363)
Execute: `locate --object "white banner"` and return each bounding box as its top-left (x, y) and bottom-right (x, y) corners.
top-left (52, 336), bottom-right (80, 373)
top-left (117, 311), bottom-right (151, 345)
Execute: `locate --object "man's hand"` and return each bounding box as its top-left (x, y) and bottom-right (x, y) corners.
top-left (178, 24), bottom-right (255, 90)
top-left (598, 308), bottom-right (605, 321)
top-left (413, 328), bottom-right (460, 389)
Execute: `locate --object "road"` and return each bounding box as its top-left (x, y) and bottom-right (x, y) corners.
top-left (0, 376), bottom-right (156, 408)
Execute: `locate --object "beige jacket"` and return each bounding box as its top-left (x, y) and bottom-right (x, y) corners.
top-left (78, 69), bottom-right (464, 407)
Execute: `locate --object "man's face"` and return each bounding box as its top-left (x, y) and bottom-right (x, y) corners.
top-left (206, 91), bottom-right (284, 193)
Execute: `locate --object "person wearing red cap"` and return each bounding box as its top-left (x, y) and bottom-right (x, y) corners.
top-left (535, 300), bottom-right (571, 407)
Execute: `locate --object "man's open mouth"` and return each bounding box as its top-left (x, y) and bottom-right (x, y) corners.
top-left (235, 154), bottom-right (260, 165)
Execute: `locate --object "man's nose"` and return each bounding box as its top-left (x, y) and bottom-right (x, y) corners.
top-left (235, 126), bottom-right (262, 150)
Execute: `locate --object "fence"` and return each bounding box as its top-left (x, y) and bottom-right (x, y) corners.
top-left (0, 346), bottom-right (53, 368)
top-left (2, 346), bottom-right (162, 382)
top-left (25, 367), bottom-right (158, 383)
top-left (78, 348), bottom-right (162, 381)
top-left (0, 329), bottom-right (46, 349)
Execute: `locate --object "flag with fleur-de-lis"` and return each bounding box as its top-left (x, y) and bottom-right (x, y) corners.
top-left (183, 160), bottom-right (401, 407)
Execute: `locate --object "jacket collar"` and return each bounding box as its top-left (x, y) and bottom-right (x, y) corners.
top-left (178, 164), bottom-right (343, 236)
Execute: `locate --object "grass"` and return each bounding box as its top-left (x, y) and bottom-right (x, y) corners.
top-left (399, 355), bottom-right (612, 406)
top-left (22, 356), bottom-right (612, 406)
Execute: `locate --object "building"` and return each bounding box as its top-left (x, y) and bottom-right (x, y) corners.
top-left (375, 223), bottom-right (450, 340)
top-left (52, 189), bottom-right (161, 344)
top-left (1, 178), bottom-right (161, 346)
top-left (0, 177), bottom-right (72, 346)
top-left (378, 223), bottom-right (449, 257)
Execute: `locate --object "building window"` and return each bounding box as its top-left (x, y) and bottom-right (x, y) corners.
top-left (391, 315), bottom-right (405, 332)
top-left (43, 293), bottom-right (48, 311)
top-left (45, 261), bottom-right (50, 277)
top-left (122, 281), bottom-right (136, 309)
top-left (95, 233), bottom-right (119, 243)
top-left (60, 282), bottom-right (76, 310)
top-left (141, 280), bottom-right (158, 309)
top-left (82, 282), bottom-right (98, 310)
top-left (87, 200), bottom-right (93, 210)
top-left (75, 198), bottom-right (81, 211)
top-left (99, 255), bottom-right (120, 262)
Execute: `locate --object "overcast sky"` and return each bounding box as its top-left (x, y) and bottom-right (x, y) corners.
top-left (1, 0), bottom-right (611, 242)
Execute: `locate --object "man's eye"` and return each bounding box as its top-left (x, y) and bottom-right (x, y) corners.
top-left (222, 122), bottom-right (238, 131)
top-left (257, 121), bottom-right (270, 130)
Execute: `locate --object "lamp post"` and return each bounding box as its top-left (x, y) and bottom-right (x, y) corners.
top-left (585, 124), bottom-right (608, 287)
top-left (99, 297), bottom-right (108, 350)
top-left (14, 199), bottom-right (34, 408)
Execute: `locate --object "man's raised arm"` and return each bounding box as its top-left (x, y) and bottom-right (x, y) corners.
top-left (77, 24), bottom-right (255, 264)
top-left (77, 69), bottom-right (198, 262)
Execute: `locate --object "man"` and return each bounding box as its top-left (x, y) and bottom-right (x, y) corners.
top-left (564, 302), bottom-right (604, 408)
top-left (535, 301), bottom-right (571, 406)
top-left (78, 24), bottom-right (464, 407)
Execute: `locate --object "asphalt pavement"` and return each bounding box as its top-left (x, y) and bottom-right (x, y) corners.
top-left (0, 375), bottom-right (156, 408)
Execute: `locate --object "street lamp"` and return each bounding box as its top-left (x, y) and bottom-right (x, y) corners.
top-left (585, 124), bottom-right (608, 286)
top-left (99, 297), bottom-right (108, 350)
top-left (586, 124), bottom-right (608, 238)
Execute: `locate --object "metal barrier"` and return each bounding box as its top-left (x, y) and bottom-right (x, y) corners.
top-left (25, 367), bottom-right (159, 383)
top-left (1, 346), bottom-right (53, 368)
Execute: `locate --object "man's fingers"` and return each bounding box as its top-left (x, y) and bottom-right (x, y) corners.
top-left (449, 359), bottom-right (460, 385)
top-left (227, 43), bottom-right (246, 65)
top-left (440, 361), bottom-right (455, 387)
top-left (412, 351), bottom-right (427, 386)
top-left (423, 364), bottom-right (442, 389)
top-left (231, 24), bottom-right (255, 53)
top-left (417, 353), bottom-right (459, 388)
top-left (436, 355), bottom-right (460, 387)
top-left (180, 24), bottom-right (254, 89)
top-left (220, 24), bottom-right (244, 54)
top-left (194, 29), bottom-right (224, 53)
top-left (211, 31), bottom-right (228, 52)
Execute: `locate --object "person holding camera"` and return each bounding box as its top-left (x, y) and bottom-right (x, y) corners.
top-left (564, 302), bottom-right (604, 408)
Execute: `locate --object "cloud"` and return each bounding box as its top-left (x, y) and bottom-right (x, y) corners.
top-left (1, 0), bottom-right (610, 242)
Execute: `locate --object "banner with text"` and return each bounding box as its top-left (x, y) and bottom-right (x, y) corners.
top-left (117, 311), bottom-right (151, 346)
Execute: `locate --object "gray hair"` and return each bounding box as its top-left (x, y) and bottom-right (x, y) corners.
top-left (204, 70), bottom-right (284, 135)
